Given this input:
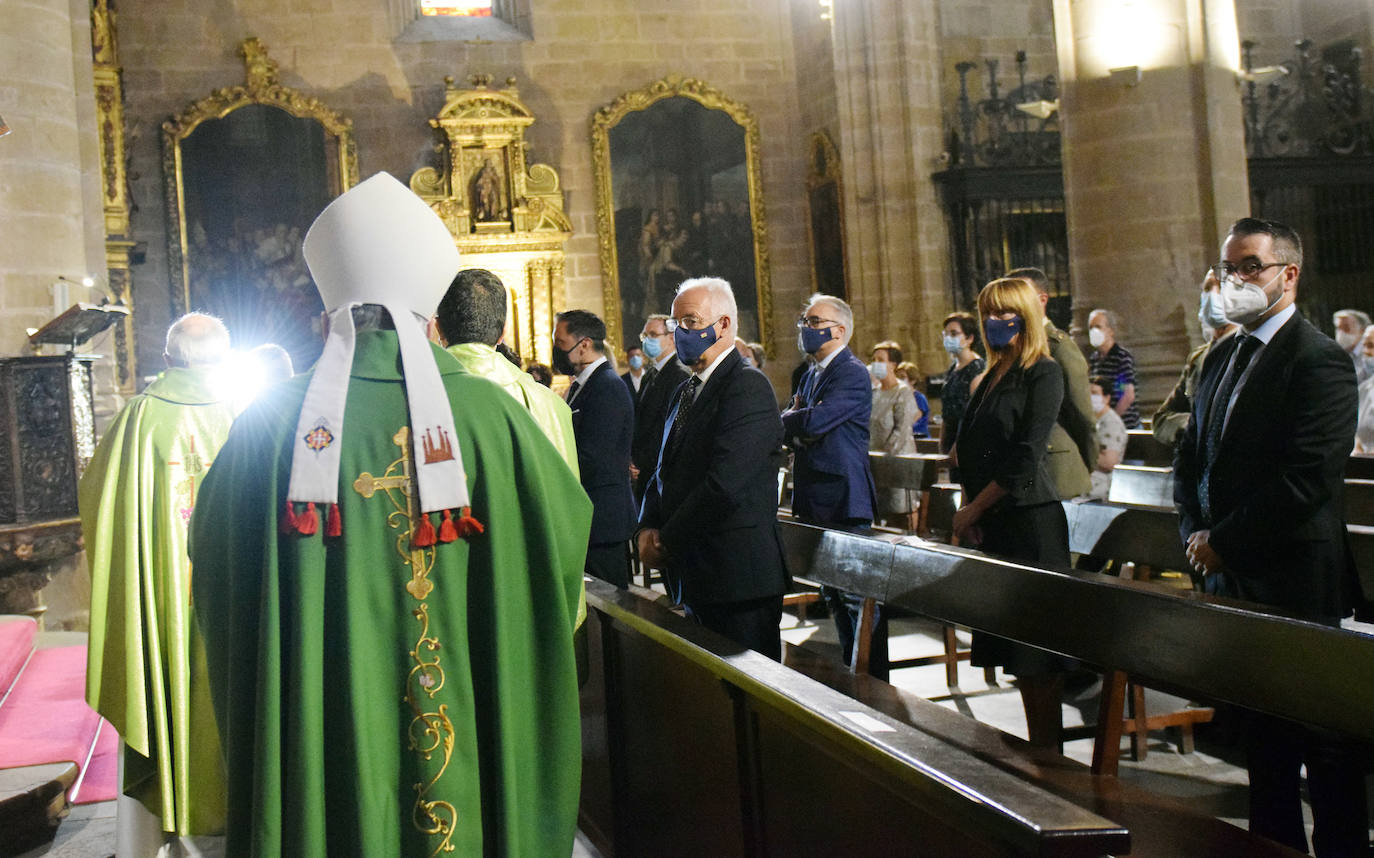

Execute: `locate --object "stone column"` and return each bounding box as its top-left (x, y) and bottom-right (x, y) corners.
top-left (1051, 0), bottom-right (1250, 409)
top-left (0, 0), bottom-right (107, 354)
top-left (830, 0), bottom-right (951, 373)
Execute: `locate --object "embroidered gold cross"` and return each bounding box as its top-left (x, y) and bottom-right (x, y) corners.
top-left (353, 426), bottom-right (436, 599)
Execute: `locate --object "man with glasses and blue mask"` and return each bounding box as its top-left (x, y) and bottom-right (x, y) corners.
top-left (781, 293), bottom-right (883, 678)
top-left (1175, 217), bottom-right (1367, 856)
top-left (630, 313), bottom-right (690, 501)
top-left (637, 278), bottom-right (790, 658)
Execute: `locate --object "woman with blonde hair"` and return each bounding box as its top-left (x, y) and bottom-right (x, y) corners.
top-left (951, 276), bottom-right (1072, 748)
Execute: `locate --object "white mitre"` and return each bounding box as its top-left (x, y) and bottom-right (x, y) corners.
top-left (285, 172), bottom-right (468, 531)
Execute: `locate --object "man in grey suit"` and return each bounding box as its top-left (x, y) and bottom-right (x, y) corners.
top-left (1007, 268), bottom-right (1095, 498)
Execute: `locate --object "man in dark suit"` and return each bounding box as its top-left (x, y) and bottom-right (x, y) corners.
top-left (630, 314), bottom-right (690, 501)
top-left (1175, 217), bottom-right (1367, 856)
top-left (638, 278), bottom-right (790, 658)
top-left (554, 309), bottom-right (637, 588)
top-left (620, 344), bottom-right (648, 405)
top-left (781, 293), bottom-right (883, 678)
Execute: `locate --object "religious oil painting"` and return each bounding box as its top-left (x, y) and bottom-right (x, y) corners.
top-left (163, 39), bottom-right (356, 372)
top-left (592, 76), bottom-right (772, 354)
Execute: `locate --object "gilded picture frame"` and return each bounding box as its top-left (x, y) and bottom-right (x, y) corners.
top-left (162, 38), bottom-right (357, 367)
top-left (591, 75), bottom-right (772, 354)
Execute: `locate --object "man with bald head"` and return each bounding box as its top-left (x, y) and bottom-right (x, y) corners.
top-left (637, 277), bottom-right (790, 658)
top-left (81, 312), bottom-right (237, 856)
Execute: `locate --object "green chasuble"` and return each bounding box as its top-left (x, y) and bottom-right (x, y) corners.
top-left (190, 331), bottom-right (591, 858)
top-left (80, 366), bottom-right (235, 835)
top-left (445, 342), bottom-right (579, 479)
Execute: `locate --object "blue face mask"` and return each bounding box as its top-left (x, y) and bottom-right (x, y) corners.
top-left (869, 361), bottom-right (888, 380)
top-left (984, 316), bottom-right (1023, 350)
top-left (799, 325), bottom-right (834, 355)
top-left (628, 354), bottom-right (644, 370)
top-left (674, 319), bottom-right (720, 365)
top-left (641, 335), bottom-right (663, 359)
top-left (1198, 290), bottom-right (1229, 331)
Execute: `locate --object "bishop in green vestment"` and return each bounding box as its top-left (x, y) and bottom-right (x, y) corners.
top-left (81, 316), bottom-right (235, 841)
top-left (191, 328), bottom-right (590, 857)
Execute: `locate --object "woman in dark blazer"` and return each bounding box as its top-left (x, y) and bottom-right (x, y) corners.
top-left (952, 275), bottom-right (1071, 748)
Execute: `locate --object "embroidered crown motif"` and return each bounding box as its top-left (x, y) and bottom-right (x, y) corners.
top-left (421, 427), bottom-right (455, 464)
top-left (303, 420), bottom-right (335, 452)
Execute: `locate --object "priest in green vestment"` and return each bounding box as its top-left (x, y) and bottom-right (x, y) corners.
top-left (434, 268), bottom-right (578, 477)
top-left (189, 173), bottom-right (591, 858)
top-left (81, 313), bottom-right (235, 854)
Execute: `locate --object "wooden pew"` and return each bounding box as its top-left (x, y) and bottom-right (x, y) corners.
top-left (1106, 465), bottom-right (1174, 508)
top-left (579, 581), bottom-right (1130, 857)
top-left (915, 437), bottom-right (943, 455)
top-left (777, 519), bottom-right (1374, 763)
top-left (1124, 430), bottom-right (1175, 466)
top-left (1348, 454), bottom-right (1374, 480)
top-left (1345, 478), bottom-right (1374, 526)
top-left (1062, 500), bottom-right (1211, 768)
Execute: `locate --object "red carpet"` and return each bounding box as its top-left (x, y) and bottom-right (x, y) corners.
top-left (0, 616), bottom-right (36, 696)
top-left (0, 643), bottom-right (119, 804)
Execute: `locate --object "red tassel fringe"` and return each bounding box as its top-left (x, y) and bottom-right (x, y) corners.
top-left (326, 503), bottom-right (342, 538)
top-left (438, 509), bottom-right (458, 543)
top-left (296, 502), bottom-right (319, 535)
top-left (455, 506), bottom-right (485, 538)
top-left (413, 513), bottom-right (437, 547)
top-left (280, 500), bottom-right (298, 534)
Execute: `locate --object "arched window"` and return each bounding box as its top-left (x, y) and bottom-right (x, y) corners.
top-left (420, 0), bottom-right (491, 16)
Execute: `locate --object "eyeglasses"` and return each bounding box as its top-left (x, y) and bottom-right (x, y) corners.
top-left (796, 315), bottom-right (839, 329)
top-left (1211, 260), bottom-right (1289, 281)
top-left (664, 315), bottom-right (724, 333)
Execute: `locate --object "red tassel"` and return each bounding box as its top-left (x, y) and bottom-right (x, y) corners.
top-left (412, 513), bottom-right (437, 547)
top-left (280, 500), bottom-right (298, 535)
top-left (438, 509), bottom-right (458, 543)
top-left (455, 506), bottom-right (485, 538)
top-left (326, 503), bottom-right (342, 538)
top-left (296, 501), bottom-right (319, 535)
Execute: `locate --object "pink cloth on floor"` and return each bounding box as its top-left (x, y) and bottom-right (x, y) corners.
top-left (0, 616), bottom-right (37, 695)
top-left (0, 644), bottom-right (119, 804)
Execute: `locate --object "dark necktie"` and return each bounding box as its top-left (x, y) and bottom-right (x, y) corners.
top-left (1199, 334), bottom-right (1261, 520)
top-left (566, 380), bottom-right (580, 403)
top-left (664, 377), bottom-right (702, 458)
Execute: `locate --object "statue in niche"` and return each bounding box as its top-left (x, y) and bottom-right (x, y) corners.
top-left (471, 157), bottom-right (507, 222)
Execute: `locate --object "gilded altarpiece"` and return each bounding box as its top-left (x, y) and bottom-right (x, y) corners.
top-left (91, 0), bottom-right (137, 393)
top-left (410, 76), bottom-right (572, 368)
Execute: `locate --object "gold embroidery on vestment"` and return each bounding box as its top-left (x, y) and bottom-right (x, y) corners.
top-left (352, 427), bottom-right (456, 855)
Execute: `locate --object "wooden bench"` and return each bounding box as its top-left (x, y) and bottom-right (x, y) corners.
top-left (914, 437), bottom-right (943, 455)
top-left (1062, 500), bottom-right (1211, 769)
top-left (1106, 465), bottom-right (1174, 508)
top-left (580, 580), bottom-right (1131, 857)
top-left (1124, 430), bottom-right (1175, 466)
top-left (1348, 454), bottom-right (1374, 480)
top-left (777, 519), bottom-right (1374, 772)
top-left (1345, 478), bottom-right (1374, 526)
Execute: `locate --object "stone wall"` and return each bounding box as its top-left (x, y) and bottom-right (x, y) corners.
top-left (117, 0), bottom-right (810, 392)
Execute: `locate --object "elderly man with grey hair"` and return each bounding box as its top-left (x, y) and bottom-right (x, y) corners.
top-left (1334, 308), bottom-right (1372, 383)
top-left (782, 292), bottom-right (883, 677)
top-left (638, 277), bottom-right (790, 657)
top-left (81, 311), bottom-right (236, 857)
top-left (1087, 307), bottom-right (1140, 428)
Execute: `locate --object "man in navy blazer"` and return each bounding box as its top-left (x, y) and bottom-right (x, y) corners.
top-left (638, 278), bottom-right (790, 658)
top-left (554, 309), bottom-right (637, 588)
top-left (1175, 218), bottom-right (1367, 856)
top-left (781, 293), bottom-right (883, 677)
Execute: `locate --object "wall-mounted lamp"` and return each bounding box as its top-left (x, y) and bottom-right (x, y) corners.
top-left (0, 114), bottom-right (10, 138)
top-left (1015, 99), bottom-right (1059, 119)
top-left (1109, 66), bottom-right (1142, 87)
top-left (1236, 65), bottom-right (1289, 84)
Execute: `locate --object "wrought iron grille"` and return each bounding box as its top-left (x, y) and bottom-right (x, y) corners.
top-left (949, 51), bottom-right (1060, 168)
top-left (1242, 39), bottom-right (1374, 158)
